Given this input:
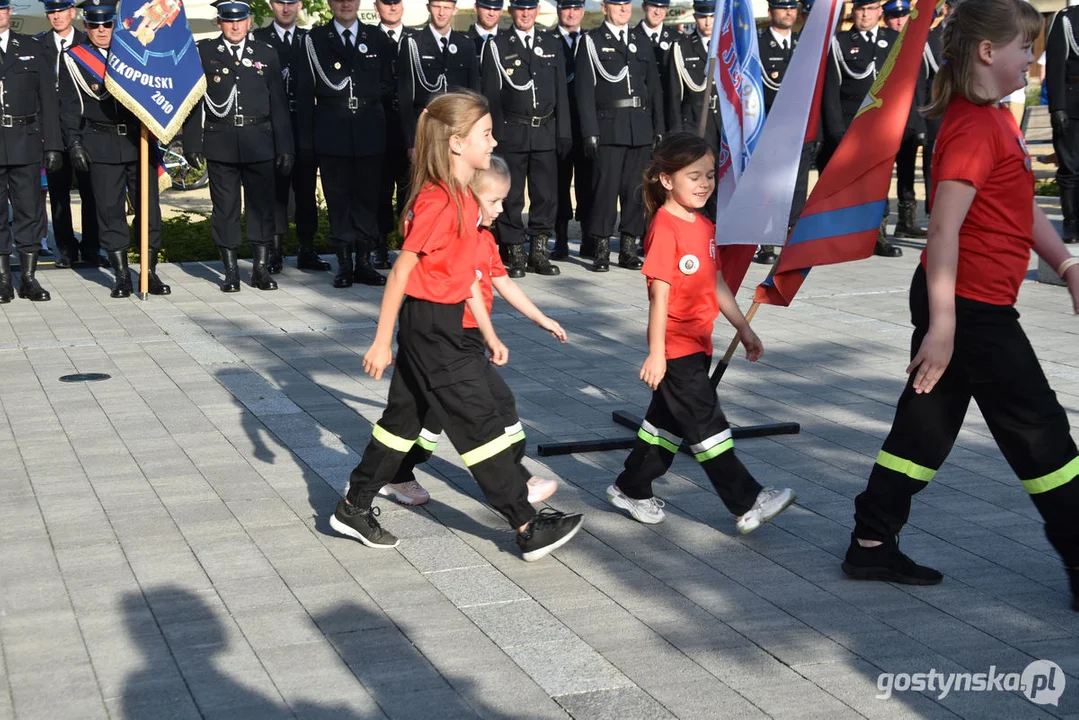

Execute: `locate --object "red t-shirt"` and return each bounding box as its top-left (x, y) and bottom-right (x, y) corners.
top-left (402, 184), bottom-right (481, 304)
top-left (463, 228), bottom-right (508, 329)
top-left (640, 207), bottom-right (720, 359)
top-left (925, 96), bottom-right (1035, 306)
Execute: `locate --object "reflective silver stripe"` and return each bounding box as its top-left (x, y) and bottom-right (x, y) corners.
top-left (640, 419), bottom-right (682, 448)
top-left (689, 429), bottom-right (732, 455)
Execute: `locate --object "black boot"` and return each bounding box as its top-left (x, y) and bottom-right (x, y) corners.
top-left (552, 222), bottom-right (569, 260)
top-left (17, 251), bottom-right (51, 301)
top-left (106, 250), bottom-right (132, 299)
top-left (146, 254), bottom-right (171, 295)
top-left (219, 247), bottom-right (241, 293)
top-left (874, 218), bottom-right (902, 258)
top-left (250, 245), bottom-right (278, 290)
top-left (1064, 189), bottom-right (1079, 244)
top-left (580, 234), bottom-right (596, 258)
top-left (372, 235), bottom-right (391, 269)
top-left (591, 236), bottom-right (610, 272)
top-left (501, 244), bottom-right (527, 279)
top-left (0, 254), bottom-right (12, 304)
top-left (54, 240), bottom-right (74, 269)
top-left (297, 239), bottom-right (332, 270)
top-left (527, 234), bottom-right (560, 276)
top-left (754, 245), bottom-right (777, 265)
top-left (894, 200), bottom-right (927, 239)
top-left (353, 242), bottom-right (387, 286)
top-left (268, 235), bottom-right (284, 275)
top-left (333, 246), bottom-right (354, 288)
top-left (618, 233), bottom-right (643, 270)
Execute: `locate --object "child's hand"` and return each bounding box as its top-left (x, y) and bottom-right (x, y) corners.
top-left (907, 327), bottom-right (953, 394)
top-left (738, 326), bottom-right (764, 361)
top-left (538, 316), bottom-right (567, 343)
top-left (640, 352), bottom-right (666, 390)
top-left (488, 339), bottom-right (509, 366)
top-left (363, 343), bottom-right (393, 380)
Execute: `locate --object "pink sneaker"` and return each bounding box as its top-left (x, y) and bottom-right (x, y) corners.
top-left (377, 479), bottom-right (430, 506)
top-left (526, 476), bottom-right (557, 504)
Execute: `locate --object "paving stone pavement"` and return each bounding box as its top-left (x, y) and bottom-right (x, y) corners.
top-left (1, 216), bottom-right (1078, 720)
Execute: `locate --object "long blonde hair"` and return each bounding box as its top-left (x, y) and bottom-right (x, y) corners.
top-left (924, 0), bottom-right (1042, 119)
top-left (401, 90), bottom-right (491, 233)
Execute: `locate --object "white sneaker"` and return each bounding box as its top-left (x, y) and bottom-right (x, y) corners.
top-left (377, 479), bottom-right (430, 506)
top-left (736, 487), bottom-right (795, 535)
top-left (527, 476), bottom-right (557, 504)
top-left (606, 484), bottom-right (665, 524)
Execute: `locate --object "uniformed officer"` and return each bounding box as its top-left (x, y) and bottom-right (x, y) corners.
top-left (921, 3), bottom-right (945, 215)
top-left (883, 0), bottom-right (926, 240)
top-left (398, 0), bottom-right (480, 154)
top-left (468, 0), bottom-right (502, 60)
top-left (577, 0), bottom-right (664, 272)
top-left (0, 0), bottom-right (62, 303)
top-left (552, 0), bottom-right (588, 260)
top-left (481, 0), bottom-right (569, 277)
top-left (634, 0), bottom-right (676, 75)
top-left (183, 0), bottom-right (292, 293)
top-left (252, 0), bottom-right (332, 274)
top-left (58, 0), bottom-right (166, 298)
top-left (36, 0), bottom-right (101, 270)
top-left (295, 0), bottom-right (392, 287)
top-left (1047, 2), bottom-right (1079, 243)
top-left (821, 0), bottom-right (902, 257)
top-left (666, 1), bottom-right (718, 151)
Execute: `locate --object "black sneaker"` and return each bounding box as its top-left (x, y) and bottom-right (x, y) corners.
top-left (330, 500), bottom-right (399, 549)
top-left (841, 534), bottom-right (943, 585)
top-left (516, 508), bottom-right (583, 562)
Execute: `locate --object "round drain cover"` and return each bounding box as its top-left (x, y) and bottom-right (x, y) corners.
top-left (59, 373), bottom-right (112, 383)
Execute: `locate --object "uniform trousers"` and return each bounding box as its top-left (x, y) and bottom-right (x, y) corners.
top-left (390, 328), bottom-right (532, 485)
top-left (556, 143), bottom-right (592, 235)
top-left (1052, 118), bottom-right (1079, 234)
top-left (88, 160), bottom-right (161, 253)
top-left (0, 163), bottom-right (46, 255)
top-left (894, 129), bottom-right (919, 204)
top-left (854, 266), bottom-right (1079, 568)
top-left (377, 146), bottom-right (410, 236)
top-left (318, 153), bottom-right (383, 250)
top-left (208, 160), bottom-right (274, 250)
top-left (615, 352), bottom-right (763, 516)
top-left (497, 148), bottom-right (558, 246)
top-left (589, 143), bottom-right (651, 238)
top-left (345, 298), bottom-right (536, 529)
top-left (272, 142), bottom-right (319, 242)
top-left (45, 151), bottom-right (99, 257)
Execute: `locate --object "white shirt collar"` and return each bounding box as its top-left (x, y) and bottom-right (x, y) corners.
top-left (226, 38), bottom-right (245, 56)
top-left (604, 21), bottom-right (628, 38)
top-left (0, 31), bottom-right (10, 53)
top-left (379, 22), bottom-right (402, 36)
top-left (334, 19), bottom-right (358, 42)
top-left (769, 26), bottom-right (792, 46)
top-left (429, 24), bottom-right (451, 44)
top-left (475, 23), bottom-right (497, 39)
top-left (273, 22), bottom-right (296, 42)
top-left (640, 21), bottom-right (661, 40)
top-left (53, 28), bottom-right (76, 51)
top-left (861, 27), bottom-right (877, 42)
top-left (514, 26), bottom-right (534, 45)
top-left (697, 31), bottom-right (711, 48)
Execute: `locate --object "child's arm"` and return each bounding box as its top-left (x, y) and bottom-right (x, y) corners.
top-left (908, 179), bottom-right (975, 394)
top-left (641, 280), bottom-right (669, 390)
top-left (465, 279), bottom-right (509, 366)
top-left (363, 250), bottom-right (421, 380)
top-left (491, 275), bottom-right (567, 343)
top-left (716, 274), bottom-right (763, 361)
top-left (1032, 200), bottom-right (1079, 313)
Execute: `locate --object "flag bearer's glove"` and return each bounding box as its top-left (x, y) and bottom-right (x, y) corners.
top-left (43, 151), bottom-right (63, 173)
top-left (1052, 109), bottom-right (1069, 135)
top-left (584, 135), bottom-right (599, 159)
top-left (71, 144), bottom-right (92, 173)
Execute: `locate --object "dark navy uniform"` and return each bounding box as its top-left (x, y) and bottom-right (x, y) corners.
top-left (295, 19), bottom-right (393, 287)
top-left (36, 13), bottom-right (99, 269)
top-left (1047, 5), bottom-right (1079, 242)
top-left (373, 18), bottom-right (415, 268)
top-left (481, 12), bottom-right (569, 278)
top-left (576, 9), bottom-right (664, 271)
top-left (397, 26), bottom-right (480, 150)
top-left (252, 18), bottom-right (330, 272)
top-left (553, 10), bottom-right (589, 260)
top-left (633, 1), bottom-right (677, 120)
top-left (666, 29), bottom-right (719, 151)
top-left (921, 22), bottom-right (942, 214)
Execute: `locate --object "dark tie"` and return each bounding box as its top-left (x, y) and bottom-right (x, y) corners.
top-left (232, 45), bottom-right (241, 63)
top-left (525, 34), bottom-right (532, 51)
top-left (283, 30), bottom-right (291, 46)
top-left (0, 46), bottom-right (5, 63)
top-left (864, 31), bottom-right (873, 43)
top-left (441, 35), bottom-right (448, 59)
top-left (652, 33), bottom-right (659, 47)
top-left (569, 31), bottom-right (578, 48)
top-left (619, 30), bottom-right (626, 46)
top-left (343, 28), bottom-right (353, 50)
top-left (387, 28), bottom-right (396, 45)
top-left (60, 38), bottom-right (68, 53)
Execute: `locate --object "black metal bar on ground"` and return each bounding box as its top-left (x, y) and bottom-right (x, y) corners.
top-left (611, 410), bottom-right (800, 440)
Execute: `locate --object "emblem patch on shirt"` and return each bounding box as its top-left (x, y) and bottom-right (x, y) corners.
top-left (679, 254), bottom-right (700, 275)
top-left (877, 39), bottom-right (888, 48)
top-left (1016, 134), bottom-right (1031, 171)
top-left (476, 269), bottom-right (483, 280)
top-left (628, 43), bottom-right (638, 53)
top-left (358, 43), bottom-right (368, 53)
top-left (448, 43), bottom-right (458, 54)
top-left (660, 41), bottom-right (669, 50)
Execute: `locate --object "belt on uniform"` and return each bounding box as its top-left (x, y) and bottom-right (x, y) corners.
top-left (315, 96), bottom-right (375, 111)
top-left (208, 114), bottom-right (270, 127)
top-left (504, 110), bottom-right (553, 127)
top-left (1068, 75), bottom-right (1079, 84)
top-left (1, 113), bottom-right (38, 128)
top-left (598, 97), bottom-right (645, 110)
top-left (86, 119), bottom-right (129, 134)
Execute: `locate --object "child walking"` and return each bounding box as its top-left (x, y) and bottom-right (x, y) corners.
top-left (842, 0), bottom-right (1079, 611)
top-left (331, 92), bottom-right (584, 562)
top-left (379, 156), bottom-right (568, 507)
top-left (607, 133), bottom-right (796, 532)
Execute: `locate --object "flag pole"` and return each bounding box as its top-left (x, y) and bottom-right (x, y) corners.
top-left (137, 124), bottom-right (149, 300)
top-left (698, 57), bottom-right (716, 138)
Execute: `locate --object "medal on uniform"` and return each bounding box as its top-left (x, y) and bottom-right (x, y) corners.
top-left (877, 39), bottom-right (887, 48)
top-left (629, 43), bottom-right (637, 52)
top-left (678, 254), bottom-right (700, 275)
top-left (660, 41), bottom-right (669, 50)
top-left (358, 43), bottom-right (367, 53)
top-left (242, 58), bottom-right (252, 67)
top-left (216, 45), bottom-right (224, 53)
top-left (448, 43), bottom-right (457, 54)
top-left (771, 71), bottom-right (778, 79)
top-left (213, 76), bottom-right (220, 83)
top-left (507, 68), bottom-right (514, 76)
top-left (246, 46), bottom-right (253, 55)
top-left (534, 46), bottom-right (543, 56)
top-left (91, 82), bottom-right (100, 91)
top-left (222, 67), bottom-right (229, 74)
top-left (334, 61), bottom-right (341, 69)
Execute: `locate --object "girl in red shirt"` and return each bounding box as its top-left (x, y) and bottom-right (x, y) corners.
top-left (330, 92), bottom-right (583, 562)
top-left (606, 133), bottom-right (796, 533)
top-left (844, 0), bottom-right (1079, 611)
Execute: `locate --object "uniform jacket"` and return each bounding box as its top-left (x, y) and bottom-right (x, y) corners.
top-left (182, 35), bottom-right (292, 164)
top-left (758, 25), bottom-right (798, 114)
top-left (373, 24), bottom-right (416, 151)
top-left (465, 25), bottom-right (496, 61)
top-left (666, 32), bottom-right (721, 152)
top-left (251, 24), bottom-right (305, 112)
top-left (294, 21), bottom-right (393, 157)
top-left (556, 28), bottom-right (584, 141)
top-left (0, 33), bottom-right (64, 165)
top-left (822, 26), bottom-right (897, 139)
top-left (481, 28), bottom-right (570, 152)
top-left (36, 28), bottom-right (88, 90)
top-left (397, 27), bottom-right (480, 148)
top-left (632, 21), bottom-right (677, 72)
top-left (58, 43), bottom-right (138, 163)
top-left (575, 23), bottom-right (664, 147)
top-left (1046, 8), bottom-right (1079, 117)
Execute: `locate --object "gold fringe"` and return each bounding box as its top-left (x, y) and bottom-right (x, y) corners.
top-left (104, 75), bottom-right (207, 144)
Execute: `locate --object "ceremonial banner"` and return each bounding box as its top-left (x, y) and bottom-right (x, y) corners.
top-left (755, 0), bottom-right (941, 307)
top-left (711, 0), bottom-right (844, 293)
top-left (104, 0), bottom-right (205, 142)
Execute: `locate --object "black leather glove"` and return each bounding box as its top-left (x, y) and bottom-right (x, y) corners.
top-left (43, 150), bottom-right (63, 173)
top-left (556, 137), bottom-right (572, 160)
top-left (584, 135), bottom-right (599, 160)
top-left (275, 153), bottom-right (294, 176)
top-left (184, 152), bottom-right (204, 169)
top-left (1052, 109), bottom-right (1069, 135)
top-left (652, 134), bottom-right (663, 151)
top-left (71, 144), bottom-right (92, 173)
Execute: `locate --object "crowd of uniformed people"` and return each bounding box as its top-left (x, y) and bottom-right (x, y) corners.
top-left (0, 0), bottom-right (973, 303)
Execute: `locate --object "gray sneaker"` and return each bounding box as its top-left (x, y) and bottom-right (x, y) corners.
top-left (606, 484), bottom-right (666, 524)
top-left (736, 487), bottom-right (795, 535)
